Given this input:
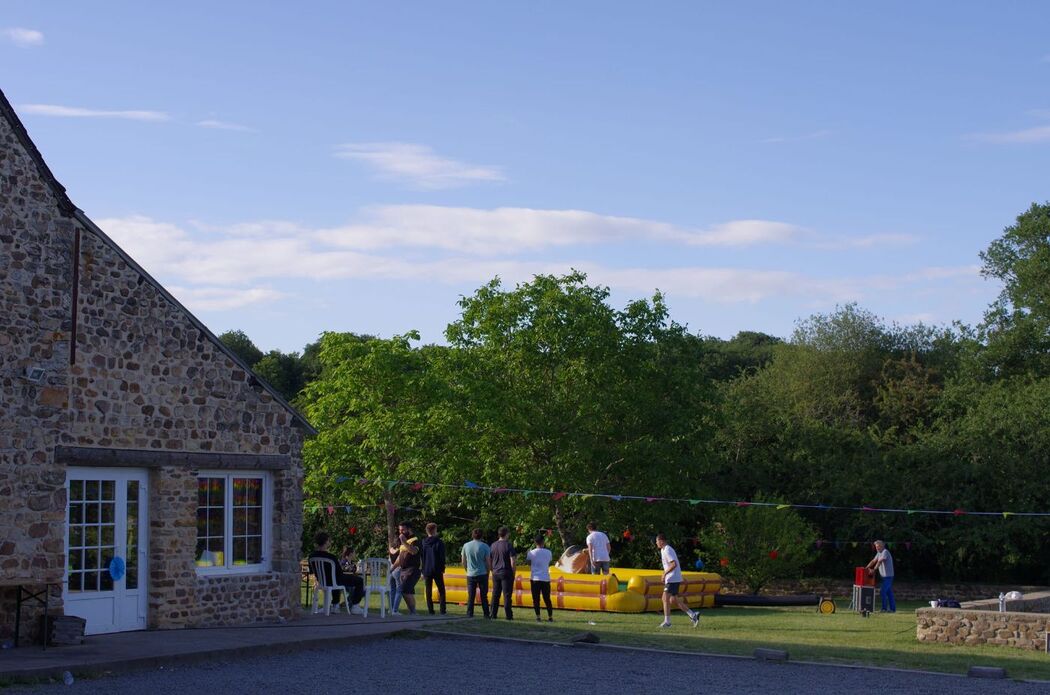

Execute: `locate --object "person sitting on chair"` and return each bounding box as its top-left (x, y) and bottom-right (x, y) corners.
top-left (309, 531), bottom-right (365, 615)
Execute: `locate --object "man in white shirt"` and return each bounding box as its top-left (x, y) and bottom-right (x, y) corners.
top-left (865, 540), bottom-right (896, 613)
top-left (657, 533), bottom-right (699, 629)
top-left (586, 522), bottom-right (612, 575)
top-left (526, 534), bottom-right (554, 622)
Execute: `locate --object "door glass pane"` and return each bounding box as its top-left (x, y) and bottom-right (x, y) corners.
top-left (70, 479), bottom-right (83, 501)
top-left (85, 480), bottom-right (98, 500)
top-left (101, 480), bottom-right (115, 501)
top-left (126, 480), bottom-right (139, 590)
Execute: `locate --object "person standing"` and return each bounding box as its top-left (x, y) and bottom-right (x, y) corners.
top-left (656, 533), bottom-right (700, 629)
top-left (421, 522), bottom-right (447, 615)
top-left (586, 522), bottom-right (612, 575)
top-left (489, 526), bottom-right (517, 620)
top-left (866, 540), bottom-right (896, 613)
top-left (527, 534), bottom-right (554, 622)
top-left (390, 522), bottom-right (421, 615)
top-left (461, 528), bottom-right (491, 618)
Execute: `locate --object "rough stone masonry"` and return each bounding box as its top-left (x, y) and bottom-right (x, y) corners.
top-left (0, 89), bottom-right (313, 640)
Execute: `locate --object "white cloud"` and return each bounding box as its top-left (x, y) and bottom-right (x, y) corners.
top-left (196, 119), bottom-right (257, 132)
top-left (93, 214), bottom-right (974, 311)
top-left (18, 104), bottom-right (170, 122)
top-left (167, 286), bottom-right (284, 311)
top-left (3, 28), bottom-right (44, 47)
top-left (316, 206), bottom-right (805, 255)
top-left (334, 142), bottom-right (505, 189)
top-left (968, 124), bottom-right (1050, 144)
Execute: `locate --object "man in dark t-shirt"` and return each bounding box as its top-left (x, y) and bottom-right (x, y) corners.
top-left (488, 526), bottom-right (517, 620)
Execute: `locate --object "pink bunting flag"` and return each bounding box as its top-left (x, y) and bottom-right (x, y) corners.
top-left (411, 482), bottom-right (424, 491)
top-left (493, 487), bottom-right (509, 494)
top-left (736, 501), bottom-right (751, 507)
top-left (645, 497), bottom-right (658, 503)
top-left (326, 505), bottom-right (335, 516)
top-left (953, 508), bottom-right (965, 516)
top-left (551, 492), bottom-right (567, 501)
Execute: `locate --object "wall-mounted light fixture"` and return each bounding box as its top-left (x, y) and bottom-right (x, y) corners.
top-left (23, 366), bottom-right (46, 384)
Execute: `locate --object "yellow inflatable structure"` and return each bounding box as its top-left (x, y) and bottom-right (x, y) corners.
top-left (436, 566), bottom-right (720, 613)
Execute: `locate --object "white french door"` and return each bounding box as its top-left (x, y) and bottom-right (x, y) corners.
top-left (63, 467), bottom-right (148, 634)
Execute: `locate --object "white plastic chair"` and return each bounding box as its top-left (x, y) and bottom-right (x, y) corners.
top-left (308, 557), bottom-right (354, 617)
top-left (360, 557), bottom-right (392, 618)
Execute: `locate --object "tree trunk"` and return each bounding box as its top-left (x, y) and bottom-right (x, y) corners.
top-left (553, 500), bottom-right (575, 547)
top-left (383, 488), bottom-right (398, 548)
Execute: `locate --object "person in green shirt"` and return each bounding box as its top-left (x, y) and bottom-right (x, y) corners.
top-left (461, 528), bottom-right (491, 618)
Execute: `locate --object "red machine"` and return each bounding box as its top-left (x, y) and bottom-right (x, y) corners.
top-left (854, 566), bottom-right (875, 587)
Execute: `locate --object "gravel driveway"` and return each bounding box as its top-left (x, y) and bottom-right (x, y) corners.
top-left (11, 635), bottom-right (1047, 694)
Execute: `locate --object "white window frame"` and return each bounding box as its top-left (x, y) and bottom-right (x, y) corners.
top-left (195, 471), bottom-right (272, 576)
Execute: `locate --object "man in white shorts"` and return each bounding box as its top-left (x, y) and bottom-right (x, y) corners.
top-left (586, 522), bottom-right (612, 575)
top-left (657, 533), bottom-right (699, 629)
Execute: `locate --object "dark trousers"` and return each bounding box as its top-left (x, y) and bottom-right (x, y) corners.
top-left (491, 574), bottom-right (514, 619)
top-left (531, 580), bottom-right (553, 619)
top-left (466, 574), bottom-right (489, 617)
top-left (424, 573), bottom-right (446, 614)
top-left (332, 572), bottom-right (364, 606)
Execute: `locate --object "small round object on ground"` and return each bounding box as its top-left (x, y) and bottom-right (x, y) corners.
top-left (818, 598), bottom-right (836, 614)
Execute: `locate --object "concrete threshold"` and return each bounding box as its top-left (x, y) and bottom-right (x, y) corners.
top-left (0, 612), bottom-right (464, 683)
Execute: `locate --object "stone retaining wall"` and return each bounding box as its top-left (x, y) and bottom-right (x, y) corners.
top-left (916, 607), bottom-right (1049, 651)
top-left (719, 577), bottom-right (1048, 601)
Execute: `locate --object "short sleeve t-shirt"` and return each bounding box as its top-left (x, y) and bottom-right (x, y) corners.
top-left (876, 548), bottom-right (894, 577)
top-left (661, 545), bottom-right (683, 583)
top-left (461, 540), bottom-right (490, 577)
top-left (526, 547), bottom-right (553, 582)
top-left (489, 538), bottom-right (517, 577)
top-left (397, 536), bottom-right (421, 576)
top-left (586, 531), bottom-right (611, 562)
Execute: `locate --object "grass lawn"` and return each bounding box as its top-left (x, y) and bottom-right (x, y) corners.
top-left (413, 599), bottom-right (1050, 681)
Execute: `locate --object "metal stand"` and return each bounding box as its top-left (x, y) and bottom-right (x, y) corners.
top-left (13, 584), bottom-right (56, 650)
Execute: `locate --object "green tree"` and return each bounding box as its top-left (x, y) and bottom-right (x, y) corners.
top-left (698, 499), bottom-right (818, 594)
top-left (445, 271), bottom-right (715, 547)
top-left (300, 331), bottom-right (450, 545)
top-left (218, 329), bottom-right (263, 367)
top-left (978, 202), bottom-right (1050, 377)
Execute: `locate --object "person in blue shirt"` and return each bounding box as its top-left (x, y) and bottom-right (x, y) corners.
top-left (460, 528), bottom-right (491, 618)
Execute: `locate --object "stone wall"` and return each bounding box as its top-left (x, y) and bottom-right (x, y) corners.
top-left (69, 223), bottom-right (305, 630)
top-left (719, 577), bottom-right (1049, 602)
top-left (1, 95), bottom-right (308, 640)
top-left (916, 607), bottom-right (1049, 651)
top-left (0, 105), bottom-right (74, 638)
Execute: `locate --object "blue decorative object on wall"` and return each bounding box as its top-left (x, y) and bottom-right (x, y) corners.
top-left (694, 558), bottom-right (705, 570)
top-left (108, 556), bottom-right (126, 581)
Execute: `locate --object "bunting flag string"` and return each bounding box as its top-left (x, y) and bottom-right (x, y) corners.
top-left (307, 477), bottom-right (1050, 519)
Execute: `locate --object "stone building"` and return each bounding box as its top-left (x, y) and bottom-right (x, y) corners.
top-left (0, 88), bottom-right (314, 638)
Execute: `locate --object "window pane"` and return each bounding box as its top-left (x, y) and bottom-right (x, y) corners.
top-left (85, 548), bottom-right (99, 571)
top-left (101, 501), bottom-right (115, 524)
top-left (232, 537), bottom-right (246, 565)
top-left (244, 478), bottom-right (262, 507)
top-left (126, 566), bottom-right (137, 590)
top-left (70, 480), bottom-right (83, 501)
top-left (101, 525), bottom-right (115, 548)
top-left (83, 572), bottom-right (98, 591)
top-left (86, 503), bottom-right (99, 524)
top-left (101, 565), bottom-right (114, 591)
top-left (69, 549), bottom-right (83, 572)
top-left (68, 502), bottom-right (82, 525)
top-left (85, 480), bottom-right (99, 500)
top-left (127, 480), bottom-right (139, 505)
top-left (245, 507), bottom-right (262, 536)
top-left (67, 572), bottom-right (82, 593)
top-left (85, 526), bottom-right (98, 546)
top-left (246, 537), bottom-right (262, 565)
top-left (101, 480), bottom-right (115, 501)
top-left (69, 525), bottom-right (83, 549)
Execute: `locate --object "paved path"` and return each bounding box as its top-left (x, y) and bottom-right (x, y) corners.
top-left (9, 635), bottom-right (1047, 694)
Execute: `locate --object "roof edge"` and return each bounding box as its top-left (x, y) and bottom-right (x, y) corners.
top-left (74, 210), bottom-right (317, 435)
top-left (0, 87), bottom-right (76, 215)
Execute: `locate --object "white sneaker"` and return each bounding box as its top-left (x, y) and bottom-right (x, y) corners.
top-left (658, 621), bottom-right (671, 629)
top-left (690, 611), bottom-right (700, 628)
top-left (391, 610), bottom-right (400, 616)
top-left (350, 605), bottom-right (365, 616)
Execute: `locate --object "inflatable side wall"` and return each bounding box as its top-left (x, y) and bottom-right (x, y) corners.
top-left (435, 567), bottom-right (720, 613)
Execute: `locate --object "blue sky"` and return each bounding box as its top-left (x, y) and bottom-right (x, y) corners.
top-left (3, 1), bottom-right (1048, 352)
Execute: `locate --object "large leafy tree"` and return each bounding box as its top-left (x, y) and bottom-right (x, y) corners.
top-left (979, 202), bottom-right (1050, 377)
top-left (445, 271), bottom-right (715, 549)
top-left (300, 331), bottom-right (451, 545)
